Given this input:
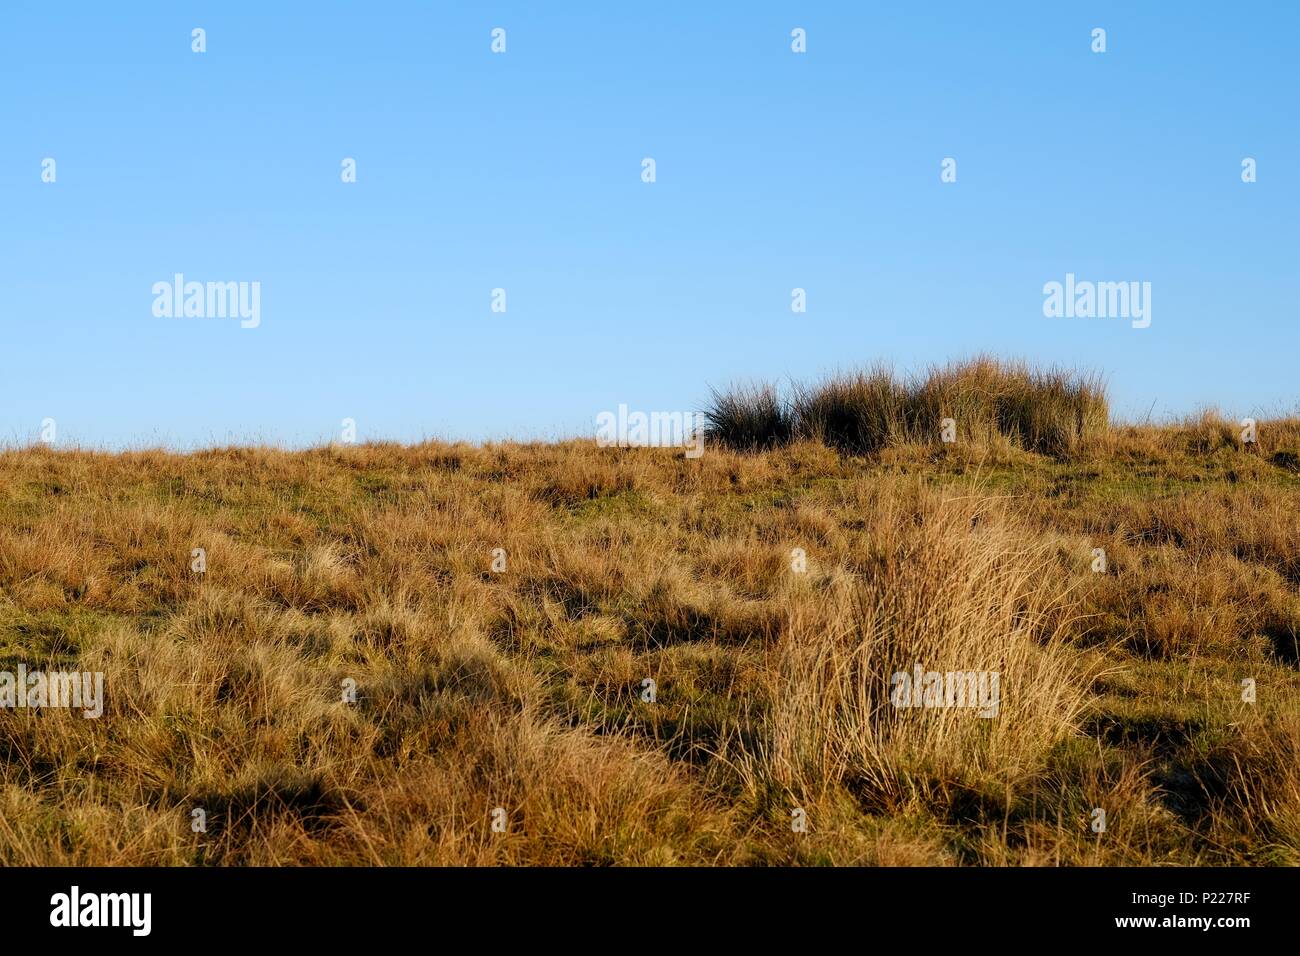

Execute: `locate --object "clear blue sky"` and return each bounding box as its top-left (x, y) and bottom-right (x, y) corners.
top-left (3, 2), bottom-right (1296, 448)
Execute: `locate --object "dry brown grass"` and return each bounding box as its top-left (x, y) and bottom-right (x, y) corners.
top-left (1, 419), bottom-right (1298, 865)
top-left (753, 484), bottom-right (1087, 808)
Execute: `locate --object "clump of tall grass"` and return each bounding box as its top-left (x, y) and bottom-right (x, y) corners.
top-left (752, 482), bottom-right (1089, 810)
top-left (791, 365), bottom-right (906, 452)
top-left (909, 357), bottom-right (1108, 454)
top-left (705, 357), bottom-right (1109, 455)
top-left (701, 382), bottom-right (792, 451)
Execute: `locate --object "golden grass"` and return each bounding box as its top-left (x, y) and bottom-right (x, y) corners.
top-left (755, 485), bottom-right (1088, 811)
top-left (1, 418), bottom-right (1298, 865)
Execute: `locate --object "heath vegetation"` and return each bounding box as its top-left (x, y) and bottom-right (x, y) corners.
top-left (1, 361), bottom-right (1297, 865)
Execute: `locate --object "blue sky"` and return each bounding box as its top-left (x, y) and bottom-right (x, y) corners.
top-left (2, 2), bottom-right (1296, 447)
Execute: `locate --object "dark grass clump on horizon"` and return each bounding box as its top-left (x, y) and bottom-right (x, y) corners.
top-left (705, 356), bottom-right (1110, 456)
top-left (701, 382), bottom-right (793, 451)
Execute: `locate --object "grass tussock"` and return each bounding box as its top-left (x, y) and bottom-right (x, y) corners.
top-left (708, 357), bottom-right (1108, 455)
top-left (702, 382), bottom-right (793, 451)
top-left (754, 485), bottom-right (1088, 813)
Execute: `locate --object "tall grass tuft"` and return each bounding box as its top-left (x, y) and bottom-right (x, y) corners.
top-left (752, 482), bottom-right (1089, 810)
top-left (706, 357), bottom-right (1109, 455)
top-left (908, 357), bottom-right (1108, 454)
top-left (701, 382), bottom-right (792, 451)
top-left (791, 365), bottom-right (906, 453)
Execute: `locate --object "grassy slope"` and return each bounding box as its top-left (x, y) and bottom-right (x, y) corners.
top-left (0, 426), bottom-right (1298, 865)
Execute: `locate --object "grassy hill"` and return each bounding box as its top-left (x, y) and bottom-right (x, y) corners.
top-left (2, 364), bottom-right (1298, 864)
